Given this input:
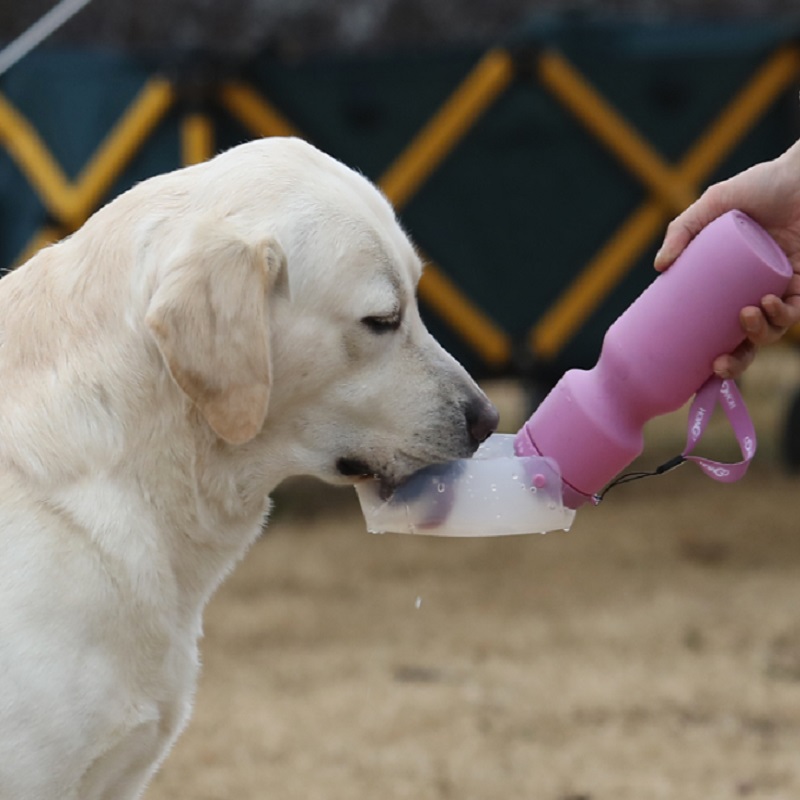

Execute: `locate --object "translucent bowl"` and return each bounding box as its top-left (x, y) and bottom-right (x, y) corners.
top-left (355, 434), bottom-right (576, 537)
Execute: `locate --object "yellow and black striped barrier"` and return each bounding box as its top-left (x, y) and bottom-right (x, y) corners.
top-left (1, 42), bottom-right (798, 370)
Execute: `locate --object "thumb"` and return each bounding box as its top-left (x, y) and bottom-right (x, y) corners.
top-left (654, 186), bottom-right (732, 271)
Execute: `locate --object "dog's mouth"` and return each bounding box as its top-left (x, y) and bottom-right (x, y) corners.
top-left (336, 456), bottom-right (402, 501)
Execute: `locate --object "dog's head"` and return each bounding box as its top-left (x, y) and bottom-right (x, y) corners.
top-left (145, 137), bottom-right (498, 496)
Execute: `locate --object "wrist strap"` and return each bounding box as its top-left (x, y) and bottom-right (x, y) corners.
top-left (597, 376), bottom-right (755, 501)
top-left (681, 376), bottom-right (756, 482)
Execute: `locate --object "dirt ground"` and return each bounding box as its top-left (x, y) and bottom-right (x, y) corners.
top-left (148, 347), bottom-right (800, 800)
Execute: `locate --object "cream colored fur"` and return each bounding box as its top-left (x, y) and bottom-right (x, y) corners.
top-left (0, 137), bottom-right (496, 799)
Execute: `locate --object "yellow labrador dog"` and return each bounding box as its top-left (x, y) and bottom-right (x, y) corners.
top-left (0, 137), bottom-right (498, 799)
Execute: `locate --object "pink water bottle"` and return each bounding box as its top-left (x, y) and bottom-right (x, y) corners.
top-left (514, 210), bottom-right (793, 508)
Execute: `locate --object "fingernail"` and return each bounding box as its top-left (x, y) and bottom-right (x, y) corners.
top-left (763, 295), bottom-right (779, 314)
top-left (743, 312), bottom-right (759, 333)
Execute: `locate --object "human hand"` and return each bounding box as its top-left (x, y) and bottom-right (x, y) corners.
top-left (654, 140), bottom-right (800, 379)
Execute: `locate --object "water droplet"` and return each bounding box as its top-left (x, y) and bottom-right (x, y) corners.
top-left (415, 596), bottom-right (423, 609)
top-left (437, 483), bottom-right (446, 493)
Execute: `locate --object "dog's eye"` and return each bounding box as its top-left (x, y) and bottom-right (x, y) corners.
top-left (361, 313), bottom-right (402, 333)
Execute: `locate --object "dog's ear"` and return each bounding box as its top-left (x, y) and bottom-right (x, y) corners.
top-left (146, 225), bottom-right (288, 445)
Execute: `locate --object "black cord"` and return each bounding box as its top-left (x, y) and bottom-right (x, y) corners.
top-left (595, 454), bottom-right (686, 502)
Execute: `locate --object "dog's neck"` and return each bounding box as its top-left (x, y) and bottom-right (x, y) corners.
top-left (0, 241), bottom-right (296, 623)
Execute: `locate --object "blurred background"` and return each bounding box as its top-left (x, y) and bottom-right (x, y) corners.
top-left (4, 2), bottom-right (800, 798)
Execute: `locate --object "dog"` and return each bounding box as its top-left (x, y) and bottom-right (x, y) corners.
top-left (0, 137), bottom-right (498, 799)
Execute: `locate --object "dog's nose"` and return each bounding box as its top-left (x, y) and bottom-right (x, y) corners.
top-left (466, 396), bottom-right (499, 445)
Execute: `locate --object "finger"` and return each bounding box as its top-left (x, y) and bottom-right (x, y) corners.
top-left (762, 293), bottom-right (800, 331)
top-left (740, 305), bottom-right (786, 347)
top-left (740, 305), bottom-right (769, 342)
top-left (654, 219), bottom-right (696, 272)
top-left (654, 186), bottom-right (731, 271)
top-left (713, 340), bottom-right (757, 380)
